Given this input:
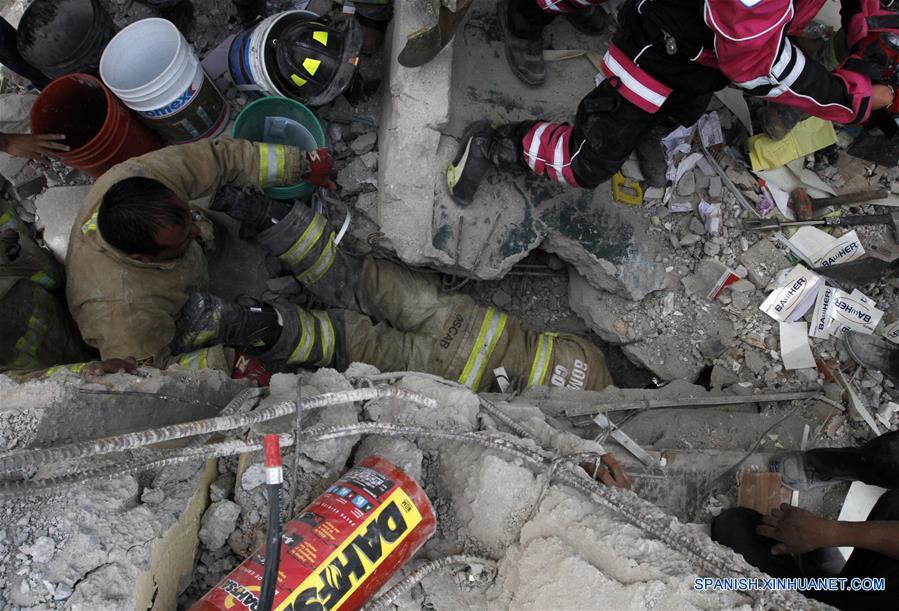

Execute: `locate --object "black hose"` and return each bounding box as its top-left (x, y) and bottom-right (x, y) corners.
top-left (258, 478), bottom-right (282, 611)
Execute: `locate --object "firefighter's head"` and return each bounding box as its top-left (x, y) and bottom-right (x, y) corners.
top-left (98, 177), bottom-right (202, 262)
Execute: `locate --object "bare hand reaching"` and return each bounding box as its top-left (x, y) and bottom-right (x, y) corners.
top-left (0, 133), bottom-right (69, 160)
top-left (580, 453), bottom-right (631, 489)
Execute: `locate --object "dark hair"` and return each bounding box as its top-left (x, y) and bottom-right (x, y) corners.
top-left (97, 177), bottom-right (189, 255)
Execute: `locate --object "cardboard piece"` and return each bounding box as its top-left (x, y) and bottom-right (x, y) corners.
top-left (788, 227), bottom-right (865, 268)
top-left (738, 472), bottom-right (790, 515)
top-left (780, 322), bottom-right (817, 369)
top-left (883, 320), bottom-right (899, 344)
top-left (759, 265), bottom-right (823, 322)
top-left (810, 285), bottom-right (835, 339)
top-left (749, 117), bottom-right (837, 171)
top-left (824, 289), bottom-right (884, 338)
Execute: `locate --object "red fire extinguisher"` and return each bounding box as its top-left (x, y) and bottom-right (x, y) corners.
top-left (192, 455), bottom-right (436, 611)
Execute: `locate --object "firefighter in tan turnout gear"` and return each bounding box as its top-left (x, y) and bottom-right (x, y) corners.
top-left (64, 139), bottom-right (613, 392)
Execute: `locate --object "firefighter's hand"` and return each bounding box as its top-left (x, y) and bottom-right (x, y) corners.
top-left (82, 357), bottom-right (138, 376)
top-left (0, 133), bottom-right (69, 159)
top-left (756, 503), bottom-right (832, 555)
top-left (305, 148), bottom-right (337, 190)
top-left (580, 453), bottom-right (631, 489)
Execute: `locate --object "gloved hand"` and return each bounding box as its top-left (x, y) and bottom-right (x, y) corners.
top-left (305, 148), bottom-right (338, 190)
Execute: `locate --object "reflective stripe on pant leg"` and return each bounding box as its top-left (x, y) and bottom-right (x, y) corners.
top-left (312, 311), bottom-right (335, 367)
top-left (521, 122), bottom-right (581, 186)
top-left (0, 207), bottom-right (24, 232)
top-left (296, 232), bottom-right (336, 286)
top-left (12, 284), bottom-right (51, 369)
top-left (527, 332), bottom-right (557, 388)
top-left (287, 308), bottom-right (316, 365)
top-left (42, 363), bottom-right (89, 378)
top-left (177, 348), bottom-right (211, 369)
top-left (279, 213), bottom-right (327, 269)
top-left (458, 307), bottom-right (508, 389)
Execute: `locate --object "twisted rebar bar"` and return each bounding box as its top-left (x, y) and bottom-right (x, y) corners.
top-left (0, 386), bottom-right (435, 474)
top-left (364, 555), bottom-right (495, 611)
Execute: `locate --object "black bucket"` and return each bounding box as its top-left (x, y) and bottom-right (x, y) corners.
top-left (16, 0), bottom-right (116, 79)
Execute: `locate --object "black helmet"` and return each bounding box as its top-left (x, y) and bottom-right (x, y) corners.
top-left (270, 11), bottom-right (362, 107)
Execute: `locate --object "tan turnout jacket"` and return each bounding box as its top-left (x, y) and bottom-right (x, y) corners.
top-left (65, 139), bottom-right (306, 367)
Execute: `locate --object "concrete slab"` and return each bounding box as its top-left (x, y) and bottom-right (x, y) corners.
top-left (33, 186), bottom-right (91, 262)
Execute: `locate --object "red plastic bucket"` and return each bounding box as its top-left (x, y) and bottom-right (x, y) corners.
top-left (30, 74), bottom-right (161, 178)
top-left (192, 455), bottom-right (437, 611)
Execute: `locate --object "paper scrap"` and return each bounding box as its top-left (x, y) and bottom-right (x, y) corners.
top-left (780, 322), bottom-right (817, 369)
top-left (759, 265), bottom-right (823, 322)
top-left (809, 285), bottom-right (835, 339)
top-left (708, 267), bottom-right (741, 301)
top-left (788, 227), bottom-right (866, 268)
top-left (698, 200), bottom-right (721, 235)
top-left (749, 117), bottom-right (837, 171)
top-left (699, 112), bottom-right (724, 148)
top-left (883, 320), bottom-right (899, 344)
top-left (824, 289), bottom-right (884, 337)
top-left (767, 181), bottom-right (794, 220)
top-left (757, 159), bottom-right (837, 199)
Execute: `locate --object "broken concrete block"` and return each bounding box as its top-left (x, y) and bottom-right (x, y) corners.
top-left (338, 157), bottom-right (378, 195)
top-left (543, 190), bottom-right (666, 301)
top-left (682, 258), bottom-right (729, 300)
top-left (209, 473), bottom-right (236, 503)
top-left (568, 270), bottom-right (658, 344)
top-left (676, 170), bottom-right (696, 196)
top-left (199, 500), bottom-right (241, 550)
top-left (360, 151), bottom-right (379, 171)
top-left (738, 238), bottom-right (790, 288)
top-left (349, 132), bottom-right (377, 155)
top-left (0, 154), bottom-right (46, 201)
top-left (33, 185), bottom-right (94, 262)
top-left (679, 233), bottom-right (701, 247)
top-left (709, 176), bottom-right (723, 198)
top-left (688, 217), bottom-right (706, 235)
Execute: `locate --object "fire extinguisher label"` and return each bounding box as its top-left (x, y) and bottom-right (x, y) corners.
top-left (275, 487), bottom-right (423, 611)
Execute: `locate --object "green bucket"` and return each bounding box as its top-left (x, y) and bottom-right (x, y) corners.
top-left (232, 96), bottom-right (327, 201)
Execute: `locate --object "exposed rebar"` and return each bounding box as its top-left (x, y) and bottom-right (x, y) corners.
top-left (0, 386), bottom-right (436, 474)
top-left (364, 555), bottom-right (495, 611)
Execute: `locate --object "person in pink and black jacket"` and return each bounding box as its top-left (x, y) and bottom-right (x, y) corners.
top-left (446, 0), bottom-right (898, 204)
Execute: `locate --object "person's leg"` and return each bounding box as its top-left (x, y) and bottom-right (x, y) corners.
top-left (711, 507), bottom-right (804, 578)
top-left (0, 18), bottom-right (49, 89)
top-left (774, 431), bottom-right (899, 490)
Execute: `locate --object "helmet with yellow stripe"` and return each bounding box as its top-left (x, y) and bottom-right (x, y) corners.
top-left (271, 11), bottom-right (362, 107)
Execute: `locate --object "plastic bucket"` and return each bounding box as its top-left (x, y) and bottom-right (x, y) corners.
top-left (30, 74), bottom-right (162, 179)
top-left (100, 18), bottom-right (228, 145)
top-left (232, 96), bottom-right (327, 201)
top-left (228, 10), bottom-right (312, 99)
top-left (17, 0), bottom-right (116, 79)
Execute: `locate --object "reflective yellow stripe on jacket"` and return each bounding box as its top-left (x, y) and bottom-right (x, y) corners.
top-left (258, 143), bottom-right (288, 187)
top-left (458, 308), bottom-right (507, 390)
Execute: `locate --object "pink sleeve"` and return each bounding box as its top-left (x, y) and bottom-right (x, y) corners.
top-left (707, 0), bottom-right (873, 124)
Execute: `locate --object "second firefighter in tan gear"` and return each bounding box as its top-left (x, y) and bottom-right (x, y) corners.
top-left (178, 189), bottom-right (613, 392)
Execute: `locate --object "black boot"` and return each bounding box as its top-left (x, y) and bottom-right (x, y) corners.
top-left (634, 125), bottom-right (669, 188)
top-left (138, 0), bottom-right (195, 36)
top-left (172, 293), bottom-right (283, 356)
top-left (565, 7), bottom-right (609, 35)
top-left (498, 0), bottom-right (546, 87)
top-left (447, 121), bottom-right (523, 206)
top-left (211, 186), bottom-right (293, 238)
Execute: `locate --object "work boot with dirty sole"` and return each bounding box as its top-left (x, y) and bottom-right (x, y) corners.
top-left (770, 452), bottom-right (847, 490)
top-left (211, 186), bottom-right (293, 238)
top-left (498, 0), bottom-right (546, 87)
top-left (447, 120), bottom-right (496, 206)
top-left (565, 7), bottom-right (608, 35)
top-left (635, 126), bottom-right (669, 188)
top-left (845, 330), bottom-right (899, 386)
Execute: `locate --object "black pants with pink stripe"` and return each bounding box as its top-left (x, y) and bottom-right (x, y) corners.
top-left (511, 79), bottom-right (712, 189)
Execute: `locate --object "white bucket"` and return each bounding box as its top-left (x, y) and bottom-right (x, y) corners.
top-left (100, 18), bottom-right (228, 144)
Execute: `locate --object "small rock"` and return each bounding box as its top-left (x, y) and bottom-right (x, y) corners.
top-left (703, 241), bottom-right (721, 257)
top-left (350, 132), bottom-right (378, 155)
top-left (679, 233), bottom-right (701, 247)
top-left (492, 289), bottom-right (512, 308)
top-left (141, 488), bottom-right (165, 505)
top-left (210, 473), bottom-right (236, 503)
top-left (27, 537), bottom-right (55, 564)
top-left (709, 176), bottom-right (723, 198)
top-left (689, 217), bottom-right (706, 235)
top-left (677, 170), bottom-right (696, 196)
top-left (199, 501), bottom-right (242, 551)
top-left (241, 463), bottom-right (266, 491)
